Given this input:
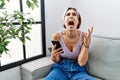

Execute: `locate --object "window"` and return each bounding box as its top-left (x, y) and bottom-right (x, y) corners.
top-left (0, 0), bottom-right (46, 71)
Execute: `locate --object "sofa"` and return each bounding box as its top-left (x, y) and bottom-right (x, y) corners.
top-left (88, 35), bottom-right (120, 80)
top-left (21, 35), bottom-right (120, 80)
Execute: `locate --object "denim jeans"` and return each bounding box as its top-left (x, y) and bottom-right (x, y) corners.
top-left (45, 57), bottom-right (96, 80)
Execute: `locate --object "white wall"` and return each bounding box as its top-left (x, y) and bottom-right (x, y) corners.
top-left (71, 0), bottom-right (120, 37)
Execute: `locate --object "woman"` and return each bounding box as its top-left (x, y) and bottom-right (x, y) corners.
top-left (45, 7), bottom-right (96, 80)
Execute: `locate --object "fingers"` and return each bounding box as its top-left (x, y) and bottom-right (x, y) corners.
top-left (52, 44), bottom-right (56, 51)
top-left (82, 27), bottom-right (93, 47)
top-left (53, 45), bottom-right (63, 52)
top-left (56, 47), bottom-right (64, 53)
top-left (91, 27), bottom-right (93, 33)
top-left (84, 36), bottom-right (87, 43)
top-left (52, 45), bottom-right (63, 56)
top-left (87, 27), bottom-right (93, 37)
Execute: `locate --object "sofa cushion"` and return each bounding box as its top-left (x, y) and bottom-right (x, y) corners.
top-left (88, 35), bottom-right (120, 80)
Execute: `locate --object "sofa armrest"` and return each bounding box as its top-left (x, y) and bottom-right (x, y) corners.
top-left (21, 56), bottom-right (54, 80)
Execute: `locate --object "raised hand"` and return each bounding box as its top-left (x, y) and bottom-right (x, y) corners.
top-left (83, 27), bottom-right (93, 48)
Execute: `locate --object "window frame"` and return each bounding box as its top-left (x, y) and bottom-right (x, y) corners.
top-left (0, 0), bottom-right (46, 71)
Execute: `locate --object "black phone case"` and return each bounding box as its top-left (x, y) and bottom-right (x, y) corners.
top-left (51, 40), bottom-right (61, 49)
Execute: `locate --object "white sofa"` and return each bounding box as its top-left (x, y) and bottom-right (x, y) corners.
top-left (21, 35), bottom-right (120, 80)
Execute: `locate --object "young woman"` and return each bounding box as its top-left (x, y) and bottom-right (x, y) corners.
top-left (45, 7), bottom-right (96, 80)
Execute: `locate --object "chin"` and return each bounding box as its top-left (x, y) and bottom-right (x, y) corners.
top-left (69, 28), bottom-right (75, 31)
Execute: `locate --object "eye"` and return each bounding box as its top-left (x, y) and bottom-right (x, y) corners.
top-left (66, 13), bottom-right (70, 16)
top-left (72, 13), bottom-right (77, 16)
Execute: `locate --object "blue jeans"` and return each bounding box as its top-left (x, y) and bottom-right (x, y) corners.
top-left (45, 57), bottom-right (96, 80)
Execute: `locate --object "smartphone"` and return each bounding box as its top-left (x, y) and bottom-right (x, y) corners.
top-left (51, 40), bottom-right (62, 49)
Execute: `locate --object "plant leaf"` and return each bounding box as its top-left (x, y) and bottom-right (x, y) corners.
top-left (25, 36), bottom-right (31, 40)
top-left (26, 0), bottom-right (31, 8)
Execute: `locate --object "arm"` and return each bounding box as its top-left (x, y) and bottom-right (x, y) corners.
top-left (51, 32), bottom-right (63, 62)
top-left (78, 27), bottom-right (93, 66)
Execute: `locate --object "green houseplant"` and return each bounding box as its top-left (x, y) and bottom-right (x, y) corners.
top-left (0, 0), bottom-right (39, 58)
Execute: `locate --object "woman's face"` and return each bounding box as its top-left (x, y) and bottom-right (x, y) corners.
top-left (63, 9), bottom-right (79, 30)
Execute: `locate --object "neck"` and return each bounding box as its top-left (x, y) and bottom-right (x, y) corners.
top-left (66, 29), bottom-right (78, 38)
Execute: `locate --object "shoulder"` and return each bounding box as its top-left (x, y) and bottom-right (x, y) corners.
top-left (51, 32), bottom-right (61, 41)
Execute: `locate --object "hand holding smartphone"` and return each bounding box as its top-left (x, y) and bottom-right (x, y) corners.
top-left (51, 40), bottom-right (64, 53)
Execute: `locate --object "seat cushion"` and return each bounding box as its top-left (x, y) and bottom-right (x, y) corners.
top-left (88, 35), bottom-right (120, 80)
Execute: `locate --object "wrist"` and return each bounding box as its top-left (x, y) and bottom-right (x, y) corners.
top-left (84, 45), bottom-right (89, 48)
top-left (52, 56), bottom-right (60, 62)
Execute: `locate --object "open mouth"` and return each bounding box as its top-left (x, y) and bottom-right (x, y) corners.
top-left (68, 21), bottom-right (74, 26)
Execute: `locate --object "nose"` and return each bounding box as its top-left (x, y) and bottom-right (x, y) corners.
top-left (69, 14), bottom-right (73, 17)
top-left (69, 14), bottom-right (73, 18)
